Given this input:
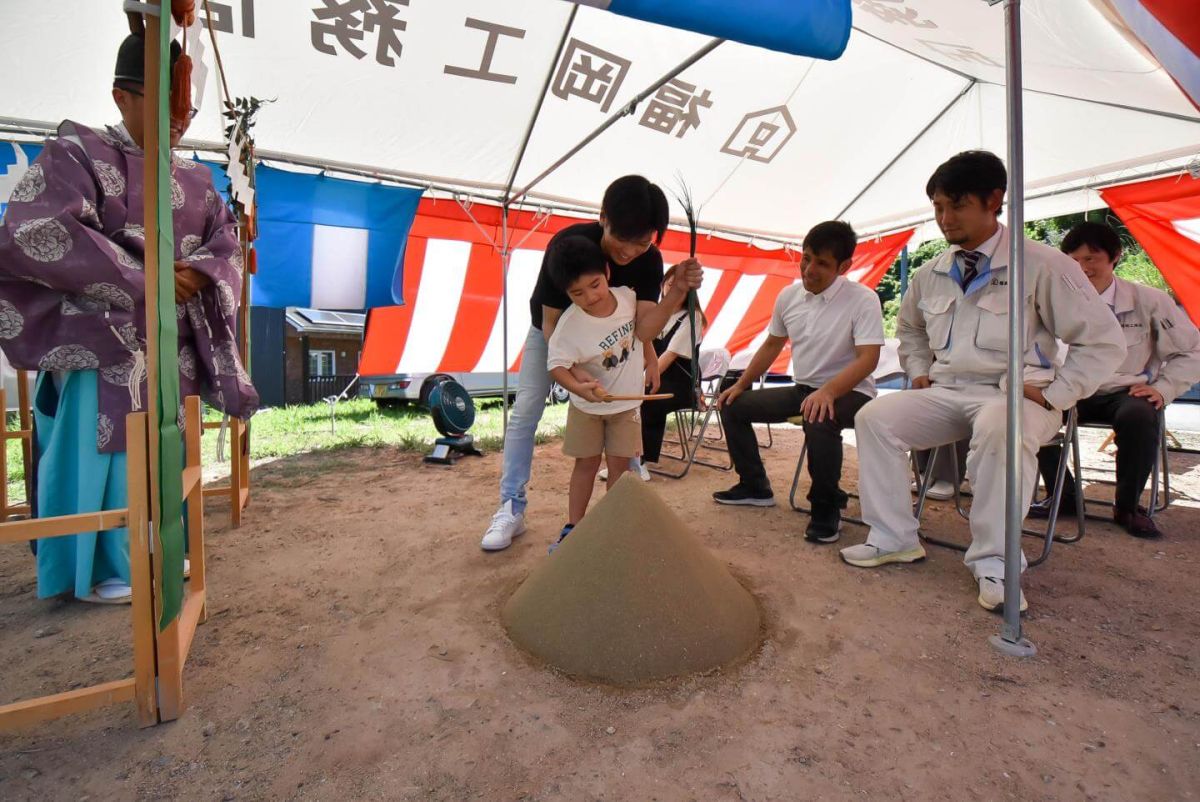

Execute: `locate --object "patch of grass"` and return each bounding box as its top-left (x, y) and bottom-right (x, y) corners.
top-left (4, 399), bottom-right (569, 498)
top-left (199, 397), bottom-right (569, 468)
top-left (6, 413), bottom-right (29, 507)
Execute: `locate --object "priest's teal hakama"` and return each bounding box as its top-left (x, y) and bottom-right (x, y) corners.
top-left (33, 370), bottom-right (129, 599)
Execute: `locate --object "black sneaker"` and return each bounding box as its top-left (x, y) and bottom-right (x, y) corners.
top-left (547, 523), bottom-right (575, 554)
top-left (713, 484), bottom-right (776, 507)
top-left (805, 506), bottom-right (841, 543)
top-left (1027, 494), bottom-right (1078, 520)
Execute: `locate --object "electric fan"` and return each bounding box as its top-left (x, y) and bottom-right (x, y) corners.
top-left (423, 376), bottom-right (483, 465)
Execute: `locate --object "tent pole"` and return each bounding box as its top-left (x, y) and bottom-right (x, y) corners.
top-left (509, 38), bottom-right (725, 206)
top-left (899, 246), bottom-right (910, 297)
top-left (990, 0), bottom-right (1036, 658)
top-left (501, 206), bottom-right (511, 433)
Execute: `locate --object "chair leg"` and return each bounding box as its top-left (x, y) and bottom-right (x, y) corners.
top-left (1151, 411), bottom-right (1169, 516)
top-left (656, 409), bottom-right (690, 463)
top-left (687, 407), bottom-right (734, 471)
top-left (916, 445), bottom-right (971, 552)
top-left (649, 406), bottom-right (731, 478)
top-left (1023, 410), bottom-right (1084, 566)
top-left (788, 441), bottom-right (866, 526)
top-left (788, 443), bottom-right (808, 512)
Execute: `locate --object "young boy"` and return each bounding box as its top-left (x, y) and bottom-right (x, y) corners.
top-left (545, 235), bottom-right (652, 552)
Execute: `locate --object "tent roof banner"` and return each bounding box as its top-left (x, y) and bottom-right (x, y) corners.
top-left (2, 1), bottom-right (1197, 243)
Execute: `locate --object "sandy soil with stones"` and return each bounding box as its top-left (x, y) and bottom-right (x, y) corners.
top-left (1, 425), bottom-right (1198, 801)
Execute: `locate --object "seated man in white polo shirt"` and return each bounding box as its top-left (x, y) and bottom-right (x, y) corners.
top-left (713, 221), bottom-right (884, 542)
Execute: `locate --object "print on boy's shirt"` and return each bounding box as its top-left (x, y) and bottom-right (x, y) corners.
top-left (598, 320), bottom-right (636, 371)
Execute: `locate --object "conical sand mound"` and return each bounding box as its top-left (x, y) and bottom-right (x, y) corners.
top-left (502, 473), bottom-right (762, 684)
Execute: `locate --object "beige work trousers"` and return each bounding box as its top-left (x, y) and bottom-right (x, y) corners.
top-left (854, 384), bottom-right (1061, 579)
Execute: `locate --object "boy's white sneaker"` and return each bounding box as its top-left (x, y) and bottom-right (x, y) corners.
top-left (481, 501), bottom-right (526, 551)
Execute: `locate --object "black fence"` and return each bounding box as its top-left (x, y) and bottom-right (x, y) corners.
top-left (305, 374), bottom-right (359, 404)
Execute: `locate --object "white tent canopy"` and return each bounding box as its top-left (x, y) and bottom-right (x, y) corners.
top-left (1, 0), bottom-right (1197, 242)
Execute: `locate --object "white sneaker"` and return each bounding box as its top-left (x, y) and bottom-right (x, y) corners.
top-left (82, 578), bottom-right (132, 605)
top-left (481, 501), bottom-right (526, 551)
top-left (597, 467), bottom-right (608, 482)
top-left (977, 577), bottom-right (1028, 613)
top-left (839, 542), bottom-right (926, 568)
top-left (637, 462), bottom-right (651, 481)
top-left (925, 479), bottom-right (956, 501)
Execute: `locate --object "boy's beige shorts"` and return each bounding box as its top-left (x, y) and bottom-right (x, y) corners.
top-left (562, 405), bottom-right (641, 458)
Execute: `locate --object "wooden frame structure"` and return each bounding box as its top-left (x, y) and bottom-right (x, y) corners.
top-left (0, 399), bottom-right (209, 729)
top-left (201, 415), bottom-right (249, 528)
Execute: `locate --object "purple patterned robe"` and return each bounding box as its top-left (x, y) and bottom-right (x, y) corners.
top-left (0, 121), bottom-right (259, 453)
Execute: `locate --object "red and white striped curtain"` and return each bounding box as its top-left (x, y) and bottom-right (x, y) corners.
top-left (1102, 172), bottom-right (1200, 326)
top-left (358, 199), bottom-right (912, 378)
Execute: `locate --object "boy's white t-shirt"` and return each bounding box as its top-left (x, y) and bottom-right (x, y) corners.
top-left (547, 286), bottom-right (644, 415)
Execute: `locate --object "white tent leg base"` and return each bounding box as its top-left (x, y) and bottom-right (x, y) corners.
top-left (989, 634), bottom-right (1037, 658)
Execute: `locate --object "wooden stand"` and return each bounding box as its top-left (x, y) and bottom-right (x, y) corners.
top-left (201, 415), bottom-right (249, 528)
top-left (0, 397), bottom-right (211, 730)
top-left (0, 411), bottom-right (157, 728)
top-left (198, 185), bottom-right (254, 529)
top-left (1, 370), bottom-right (34, 521)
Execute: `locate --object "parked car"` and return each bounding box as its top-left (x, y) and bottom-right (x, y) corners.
top-left (360, 371), bottom-right (519, 408)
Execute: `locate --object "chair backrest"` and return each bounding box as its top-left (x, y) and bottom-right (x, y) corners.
top-left (698, 348), bottom-right (731, 381)
top-left (728, 349), bottom-right (755, 373)
top-left (872, 338), bottom-right (904, 383)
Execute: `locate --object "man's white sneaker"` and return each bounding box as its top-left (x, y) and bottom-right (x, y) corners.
top-left (977, 577), bottom-right (1028, 613)
top-left (839, 542), bottom-right (926, 568)
top-left (910, 480), bottom-right (961, 501)
top-left (481, 501), bottom-right (526, 551)
top-left (925, 480), bottom-right (956, 501)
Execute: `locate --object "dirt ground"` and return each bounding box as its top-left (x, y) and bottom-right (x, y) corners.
top-left (1, 426), bottom-right (1198, 801)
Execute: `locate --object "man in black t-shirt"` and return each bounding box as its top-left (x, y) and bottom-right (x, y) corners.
top-left (481, 175), bottom-right (703, 551)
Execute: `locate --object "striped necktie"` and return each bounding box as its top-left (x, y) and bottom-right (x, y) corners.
top-left (959, 250), bottom-right (982, 291)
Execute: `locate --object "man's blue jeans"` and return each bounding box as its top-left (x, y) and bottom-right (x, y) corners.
top-left (499, 326), bottom-right (551, 514)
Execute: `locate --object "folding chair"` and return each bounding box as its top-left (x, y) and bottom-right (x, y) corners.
top-left (786, 414), bottom-right (867, 526)
top-left (914, 408), bottom-right (1083, 567)
top-left (726, 350), bottom-right (775, 450)
top-left (650, 348), bottom-right (734, 479)
top-left (785, 339), bottom-right (905, 527)
top-left (1072, 408), bottom-right (1171, 521)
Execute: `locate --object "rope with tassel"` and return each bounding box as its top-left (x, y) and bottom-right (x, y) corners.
top-left (126, 1), bottom-right (197, 128)
top-left (170, 1), bottom-right (195, 128)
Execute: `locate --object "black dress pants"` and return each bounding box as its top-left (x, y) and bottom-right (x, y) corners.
top-left (722, 383), bottom-right (871, 509)
top-left (1036, 389), bottom-right (1160, 513)
top-left (640, 359), bottom-right (697, 463)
